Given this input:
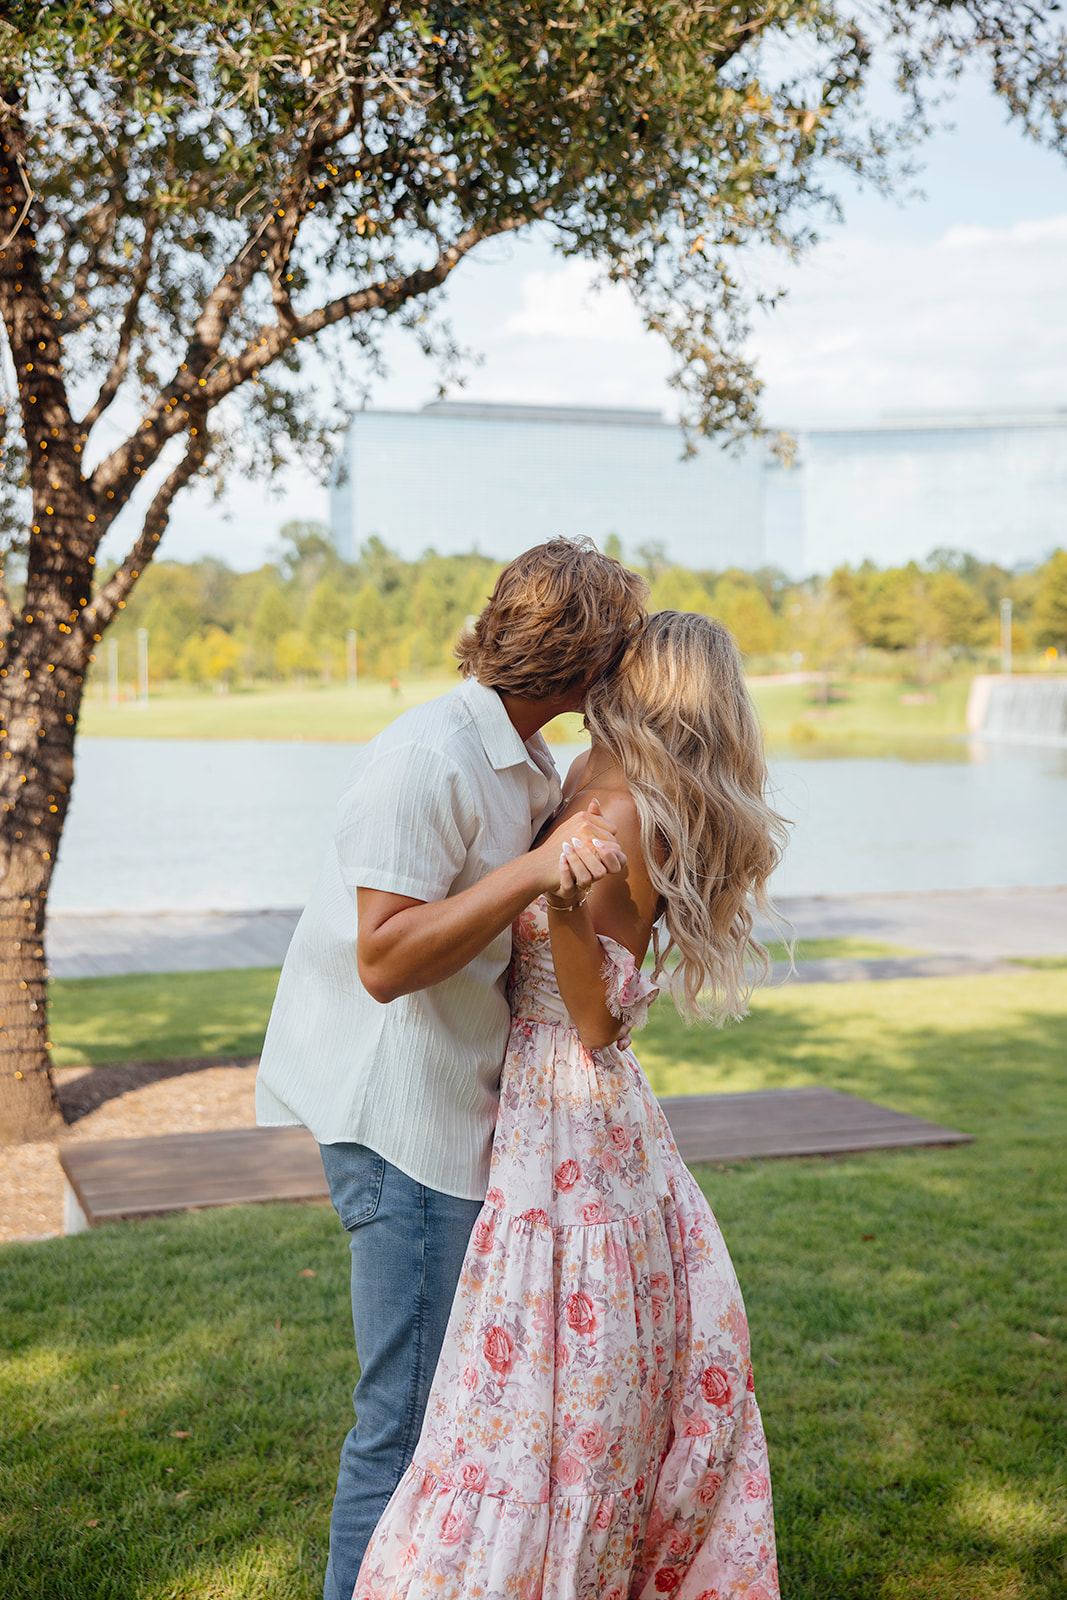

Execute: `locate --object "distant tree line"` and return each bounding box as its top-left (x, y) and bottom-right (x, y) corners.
top-left (94, 527), bottom-right (1067, 694)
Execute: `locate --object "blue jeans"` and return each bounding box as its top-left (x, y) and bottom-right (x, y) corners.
top-left (319, 1141), bottom-right (482, 1600)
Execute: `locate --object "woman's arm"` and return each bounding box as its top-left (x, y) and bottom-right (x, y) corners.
top-left (546, 792), bottom-right (660, 1050)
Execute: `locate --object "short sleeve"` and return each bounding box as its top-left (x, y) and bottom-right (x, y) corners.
top-left (598, 935), bottom-right (660, 1036)
top-left (335, 742), bottom-right (472, 903)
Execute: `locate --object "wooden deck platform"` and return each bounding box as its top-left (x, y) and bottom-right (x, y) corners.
top-left (58, 1088), bottom-right (972, 1232)
top-left (60, 1126), bottom-right (327, 1232)
top-left (660, 1085), bottom-right (972, 1165)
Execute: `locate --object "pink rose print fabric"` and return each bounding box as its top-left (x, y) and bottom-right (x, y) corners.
top-left (354, 898), bottom-right (778, 1600)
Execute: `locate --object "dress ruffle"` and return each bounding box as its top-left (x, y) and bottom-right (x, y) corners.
top-left (354, 899), bottom-right (778, 1600)
top-left (599, 933), bottom-right (659, 1035)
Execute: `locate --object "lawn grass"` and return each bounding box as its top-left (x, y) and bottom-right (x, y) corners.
top-left (4, 968), bottom-right (1066, 1598)
top-left (50, 969), bottom-right (281, 1067)
top-left (76, 676), bottom-right (453, 743)
top-left (75, 671), bottom-right (978, 756)
top-left (748, 673), bottom-right (973, 758)
top-left (76, 676), bottom-right (588, 748)
top-left (47, 941), bottom-right (924, 1072)
top-left (762, 936), bottom-right (926, 962)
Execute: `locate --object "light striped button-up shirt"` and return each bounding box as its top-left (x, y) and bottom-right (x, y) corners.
top-left (255, 678), bottom-right (562, 1200)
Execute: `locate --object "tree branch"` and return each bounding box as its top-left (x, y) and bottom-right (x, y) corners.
top-left (0, 97), bottom-right (83, 519)
top-left (79, 207), bottom-right (278, 529)
top-left (87, 205), bottom-right (536, 517)
top-left (77, 415), bottom-right (208, 644)
top-left (52, 188), bottom-right (126, 335)
top-left (199, 210), bottom-right (535, 407)
top-left (0, 148), bottom-right (34, 251)
top-left (79, 213), bottom-right (159, 432)
top-left (0, 562), bottom-right (13, 638)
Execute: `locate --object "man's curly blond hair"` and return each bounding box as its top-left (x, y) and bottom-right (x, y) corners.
top-left (457, 538), bottom-right (647, 700)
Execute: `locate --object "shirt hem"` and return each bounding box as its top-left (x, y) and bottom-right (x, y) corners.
top-left (257, 1084), bottom-right (490, 1203)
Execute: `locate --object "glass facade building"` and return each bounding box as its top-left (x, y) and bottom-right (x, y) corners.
top-left (330, 401), bottom-right (1067, 575)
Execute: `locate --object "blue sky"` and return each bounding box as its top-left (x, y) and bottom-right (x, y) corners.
top-left (101, 66), bottom-right (1067, 571)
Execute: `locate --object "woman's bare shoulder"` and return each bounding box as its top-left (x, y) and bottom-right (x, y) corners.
top-left (595, 783), bottom-right (641, 831)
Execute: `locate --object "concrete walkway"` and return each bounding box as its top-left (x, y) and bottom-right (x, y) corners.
top-left (46, 886), bottom-right (1067, 980)
top-left (754, 885), bottom-right (1067, 961)
top-left (47, 909), bottom-right (302, 979)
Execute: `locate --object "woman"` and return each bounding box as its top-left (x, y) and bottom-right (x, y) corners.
top-left (354, 611), bottom-right (788, 1599)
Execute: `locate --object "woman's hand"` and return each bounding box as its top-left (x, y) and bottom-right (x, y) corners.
top-left (531, 799), bottom-right (626, 910)
top-left (551, 831), bottom-right (625, 910)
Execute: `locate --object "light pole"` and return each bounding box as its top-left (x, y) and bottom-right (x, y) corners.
top-left (1000, 598), bottom-right (1013, 677)
top-left (346, 629), bottom-right (358, 688)
top-left (137, 628), bottom-right (149, 707)
top-left (107, 638), bottom-right (119, 707)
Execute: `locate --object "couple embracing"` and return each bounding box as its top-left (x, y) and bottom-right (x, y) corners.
top-left (257, 539), bottom-right (786, 1600)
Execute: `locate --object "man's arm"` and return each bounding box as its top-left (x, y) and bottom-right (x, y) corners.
top-left (357, 803), bottom-right (623, 1003)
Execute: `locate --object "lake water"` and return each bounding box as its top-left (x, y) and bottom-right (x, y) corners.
top-left (46, 738), bottom-right (1067, 913)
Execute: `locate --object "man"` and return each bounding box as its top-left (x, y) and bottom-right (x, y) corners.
top-left (256, 538), bottom-right (647, 1599)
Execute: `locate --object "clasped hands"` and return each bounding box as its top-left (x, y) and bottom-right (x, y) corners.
top-left (536, 798), bottom-right (625, 912)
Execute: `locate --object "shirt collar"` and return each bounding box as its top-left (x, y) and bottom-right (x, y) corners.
top-left (461, 676), bottom-right (539, 773)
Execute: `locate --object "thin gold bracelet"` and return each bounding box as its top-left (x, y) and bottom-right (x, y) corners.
top-left (544, 889), bottom-right (591, 913)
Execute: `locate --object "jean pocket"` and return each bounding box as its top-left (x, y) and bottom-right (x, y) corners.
top-left (319, 1142), bottom-right (386, 1231)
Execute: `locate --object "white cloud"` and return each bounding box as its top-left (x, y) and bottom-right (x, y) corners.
top-left (752, 213), bottom-right (1067, 421)
top-left (436, 256), bottom-right (673, 412)
top-left (504, 260), bottom-right (648, 344)
top-left (441, 213), bottom-right (1067, 425)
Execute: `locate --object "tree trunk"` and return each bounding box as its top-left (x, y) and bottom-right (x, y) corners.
top-left (1, 104), bottom-right (94, 1141)
top-left (0, 879), bottom-right (60, 1142)
top-left (0, 661), bottom-right (81, 1140)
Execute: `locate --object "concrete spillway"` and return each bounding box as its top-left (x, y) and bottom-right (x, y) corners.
top-left (967, 675), bottom-right (1067, 746)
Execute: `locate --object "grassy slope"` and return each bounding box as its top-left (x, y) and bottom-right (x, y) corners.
top-left (5, 968), bottom-right (1065, 1597)
top-left (76, 674), bottom-right (976, 754)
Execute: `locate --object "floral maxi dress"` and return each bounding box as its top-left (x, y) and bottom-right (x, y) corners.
top-left (353, 899), bottom-right (779, 1600)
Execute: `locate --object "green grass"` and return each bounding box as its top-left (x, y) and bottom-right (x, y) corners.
top-left (76, 677), bottom-right (588, 748)
top-left (43, 944), bottom-right (924, 1071)
top-left (748, 674), bottom-right (973, 758)
top-left (50, 969), bottom-right (280, 1067)
top-left (75, 672), bottom-right (977, 756)
top-left (762, 936), bottom-right (926, 963)
top-left (4, 968), bottom-right (1066, 1597)
top-left (77, 677), bottom-right (454, 743)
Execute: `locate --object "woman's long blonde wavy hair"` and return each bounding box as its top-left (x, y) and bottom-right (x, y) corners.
top-left (583, 610), bottom-right (790, 1024)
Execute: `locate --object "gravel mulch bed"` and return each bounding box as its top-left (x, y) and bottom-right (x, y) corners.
top-left (0, 1057), bottom-right (261, 1244)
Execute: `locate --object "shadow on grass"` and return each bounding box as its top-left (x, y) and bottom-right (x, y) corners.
top-left (639, 983), bottom-right (1067, 1142)
top-left (50, 969), bottom-right (281, 1070)
top-left (0, 1204), bottom-right (350, 1600)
